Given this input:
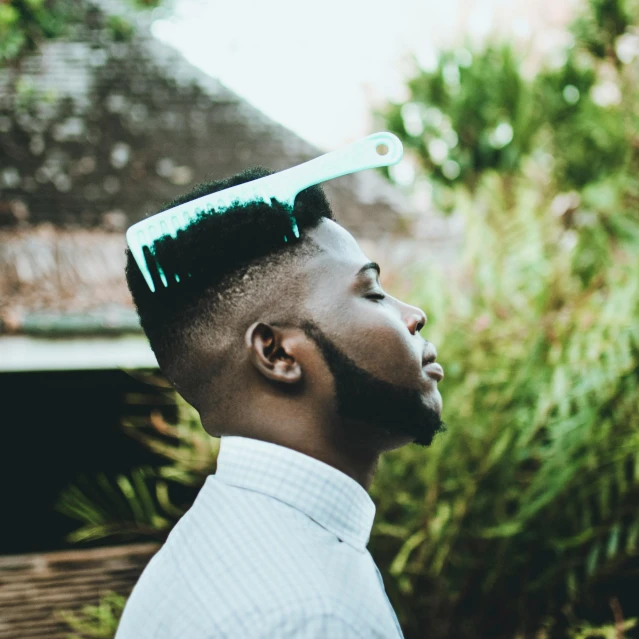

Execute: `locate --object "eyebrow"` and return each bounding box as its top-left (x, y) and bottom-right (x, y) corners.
top-left (356, 261), bottom-right (381, 279)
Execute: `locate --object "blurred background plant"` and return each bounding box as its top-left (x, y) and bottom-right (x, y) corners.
top-left (53, 371), bottom-right (216, 546)
top-left (0, 0), bottom-right (163, 64)
top-left (54, 591), bottom-right (127, 639)
top-left (52, 0), bottom-right (639, 637)
top-left (371, 0), bottom-right (639, 636)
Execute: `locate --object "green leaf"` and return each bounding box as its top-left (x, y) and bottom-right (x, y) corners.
top-left (480, 429), bottom-right (513, 472)
top-left (96, 472), bottom-right (133, 520)
top-left (606, 523), bottom-right (620, 559)
top-left (390, 529), bottom-right (427, 576)
top-left (477, 522), bottom-right (523, 538)
top-left (375, 523), bottom-right (409, 539)
top-left (551, 527), bottom-right (595, 551)
top-left (0, 4), bottom-right (19, 29)
top-left (566, 569), bottom-right (579, 600)
top-left (130, 466), bottom-right (157, 523)
top-left (116, 475), bottom-right (145, 523)
top-left (586, 541), bottom-right (601, 577)
top-left (625, 516), bottom-right (639, 554)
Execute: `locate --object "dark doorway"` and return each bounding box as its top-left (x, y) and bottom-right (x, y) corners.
top-left (1, 369), bottom-right (177, 555)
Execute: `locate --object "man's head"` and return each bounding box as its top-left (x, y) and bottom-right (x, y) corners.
top-left (126, 167), bottom-right (446, 473)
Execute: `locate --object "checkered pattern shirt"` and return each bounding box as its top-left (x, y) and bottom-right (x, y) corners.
top-left (115, 435), bottom-right (405, 638)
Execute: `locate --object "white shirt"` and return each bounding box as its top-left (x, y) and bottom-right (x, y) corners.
top-left (116, 435), bottom-right (405, 638)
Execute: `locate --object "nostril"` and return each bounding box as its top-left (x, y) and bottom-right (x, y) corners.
top-left (422, 355), bottom-right (435, 365)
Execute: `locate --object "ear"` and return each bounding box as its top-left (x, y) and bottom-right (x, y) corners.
top-left (244, 321), bottom-right (303, 384)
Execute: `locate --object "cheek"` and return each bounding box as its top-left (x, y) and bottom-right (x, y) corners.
top-left (347, 311), bottom-right (419, 384)
top-left (371, 324), bottom-right (418, 382)
top-left (315, 297), bottom-right (420, 383)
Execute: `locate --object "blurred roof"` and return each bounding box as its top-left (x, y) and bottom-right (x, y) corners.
top-left (0, 0), bottom-right (419, 337)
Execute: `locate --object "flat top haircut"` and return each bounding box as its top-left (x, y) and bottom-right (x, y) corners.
top-left (126, 167), bottom-right (335, 421)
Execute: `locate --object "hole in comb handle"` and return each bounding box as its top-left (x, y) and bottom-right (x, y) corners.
top-left (376, 143), bottom-right (389, 156)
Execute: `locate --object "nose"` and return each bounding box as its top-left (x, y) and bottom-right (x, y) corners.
top-left (406, 305), bottom-right (427, 334)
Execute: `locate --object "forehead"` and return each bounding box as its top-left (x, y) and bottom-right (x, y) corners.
top-left (304, 219), bottom-right (370, 279)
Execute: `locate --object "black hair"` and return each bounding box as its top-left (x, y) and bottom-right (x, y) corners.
top-left (125, 166), bottom-right (335, 415)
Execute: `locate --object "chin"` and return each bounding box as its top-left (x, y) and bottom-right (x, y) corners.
top-left (423, 388), bottom-right (442, 412)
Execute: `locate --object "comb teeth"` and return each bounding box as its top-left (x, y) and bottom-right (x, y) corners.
top-left (126, 187), bottom-right (279, 292)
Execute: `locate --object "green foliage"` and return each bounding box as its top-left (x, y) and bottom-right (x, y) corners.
top-left (54, 591), bottom-right (127, 638)
top-left (381, 43), bottom-right (539, 197)
top-left (378, 0), bottom-right (639, 207)
top-left (370, 0), bottom-right (639, 636)
top-left (531, 53), bottom-right (629, 189)
top-left (0, 0), bottom-right (162, 65)
top-left (54, 466), bottom-right (174, 544)
top-left (566, 617), bottom-right (637, 638)
top-left (366, 167), bottom-right (639, 636)
top-left (105, 15), bottom-right (135, 42)
top-left (54, 375), bottom-right (216, 545)
top-left (571, 0), bottom-right (638, 60)
top-left (0, 0), bottom-right (78, 63)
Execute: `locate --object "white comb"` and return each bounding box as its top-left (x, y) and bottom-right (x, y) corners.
top-left (126, 131), bottom-right (403, 292)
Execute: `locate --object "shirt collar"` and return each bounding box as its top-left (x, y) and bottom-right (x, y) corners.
top-left (213, 436), bottom-right (377, 552)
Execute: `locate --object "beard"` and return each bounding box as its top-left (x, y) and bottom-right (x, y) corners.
top-left (298, 319), bottom-right (447, 449)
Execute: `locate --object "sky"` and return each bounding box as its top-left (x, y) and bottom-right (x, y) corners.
top-left (151, 0), bottom-right (579, 152)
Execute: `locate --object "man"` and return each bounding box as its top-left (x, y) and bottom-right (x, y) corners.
top-left (116, 166), bottom-right (447, 638)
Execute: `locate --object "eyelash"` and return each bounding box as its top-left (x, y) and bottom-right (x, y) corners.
top-left (366, 293), bottom-right (386, 301)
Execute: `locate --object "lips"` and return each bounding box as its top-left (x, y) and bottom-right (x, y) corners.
top-left (423, 362), bottom-right (444, 381)
top-left (422, 344), bottom-right (443, 381)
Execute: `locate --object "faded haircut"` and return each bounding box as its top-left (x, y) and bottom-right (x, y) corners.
top-left (125, 166), bottom-right (334, 415)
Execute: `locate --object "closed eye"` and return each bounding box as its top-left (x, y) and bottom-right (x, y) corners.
top-left (366, 293), bottom-right (386, 301)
